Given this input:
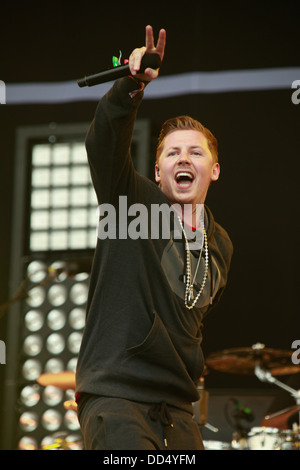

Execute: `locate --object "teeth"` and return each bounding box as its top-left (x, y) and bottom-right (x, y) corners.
top-left (176, 172), bottom-right (193, 181)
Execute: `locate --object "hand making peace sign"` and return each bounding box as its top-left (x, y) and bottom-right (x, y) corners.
top-left (129, 25), bottom-right (166, 82)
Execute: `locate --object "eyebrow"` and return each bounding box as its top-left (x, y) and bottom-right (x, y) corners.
top-left (166, 145), bottom-right (205, 152)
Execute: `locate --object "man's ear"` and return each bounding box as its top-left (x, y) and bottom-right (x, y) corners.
top-left (155, 164), bottom-right (161, 183)
top-left (211, 163), bottom-right (220, 182)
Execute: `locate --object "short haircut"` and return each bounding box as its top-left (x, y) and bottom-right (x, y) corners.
top-left (156, 115), bottom-right (218, 163)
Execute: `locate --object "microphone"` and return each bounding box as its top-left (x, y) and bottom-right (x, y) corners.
top-left (77, 53), bottom-right (162, 88)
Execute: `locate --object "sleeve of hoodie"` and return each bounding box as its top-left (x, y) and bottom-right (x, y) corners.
top-left (85, 77), bottom-right (145, 205)
top-left (208, 222), bottom-right (233, 314)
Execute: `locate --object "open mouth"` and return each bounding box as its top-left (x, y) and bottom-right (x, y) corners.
top-left (175, 171), bottom-right (194, 188)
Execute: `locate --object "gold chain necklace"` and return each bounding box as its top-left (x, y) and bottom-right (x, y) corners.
top-left (177, 216), bottom-right (209, 310)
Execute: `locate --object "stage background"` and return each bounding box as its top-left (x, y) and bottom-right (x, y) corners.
top-left (0, 0), bottom-right (299, 449)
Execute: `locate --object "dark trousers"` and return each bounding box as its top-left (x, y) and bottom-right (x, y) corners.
top-left (77, 395), bottom-right (204, 450)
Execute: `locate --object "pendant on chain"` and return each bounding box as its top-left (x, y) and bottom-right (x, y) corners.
top-left (188, 285), bottom-right (194, 301)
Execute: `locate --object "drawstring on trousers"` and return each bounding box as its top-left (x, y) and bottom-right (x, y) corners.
top-left (148, 402), bottom-right (174, 448)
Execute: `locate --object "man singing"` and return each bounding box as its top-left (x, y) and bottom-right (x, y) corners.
top-left (76, 25), bottom-right (233, 450)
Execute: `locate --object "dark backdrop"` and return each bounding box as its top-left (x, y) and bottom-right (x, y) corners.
top-left (0, 0), bottom-right (299, 446)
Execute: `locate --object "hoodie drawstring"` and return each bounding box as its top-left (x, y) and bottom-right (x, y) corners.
top-left (148, 402), bottom-right (174, 448)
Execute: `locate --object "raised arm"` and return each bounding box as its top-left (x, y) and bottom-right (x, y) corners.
top-left (85, 25), bottom-right (166, 204)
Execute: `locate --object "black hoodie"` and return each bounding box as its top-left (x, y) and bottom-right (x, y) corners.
top-left (76, 77), bottom-right (233, 412)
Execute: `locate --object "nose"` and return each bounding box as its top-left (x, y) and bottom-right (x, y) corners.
top-left (178, 151), bottom-right (191, 164)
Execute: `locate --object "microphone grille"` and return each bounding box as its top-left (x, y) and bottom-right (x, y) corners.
top-left (140, 53), bottom-right (162, 72)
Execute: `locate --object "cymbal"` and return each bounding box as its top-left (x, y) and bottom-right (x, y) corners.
top-left (206, 345), bottom-right (300, 376)
top-left (37, 371), bottom-right (76, 390)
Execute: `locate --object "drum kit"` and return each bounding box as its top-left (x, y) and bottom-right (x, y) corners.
top-left (202, 342), bottom-right (300, 450)
top-left (36, 343), bottom-right (300, 450)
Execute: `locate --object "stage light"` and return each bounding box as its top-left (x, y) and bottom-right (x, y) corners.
top-left (31, 189), bottom-right (50, 209)
top-left (23, 334), bottom-right (43, 357)
top-left (69, 308), bottom-right (85, 330)
top-left (64, 434), bottom-right (83, 450)
top-left (43, 386), bottom-right (63, 407)
top-left (47, 309), bottom-right (66, 331)
top-left (22, 359), bottom-right (42, 381)
top-left (66, 357), bottom-right (78, 372)
top-left (19, 412), bottom-right (39, 432)
top-left (67, 332), bottom-right (82, 355)
top-left (26, 286), bottom-right (45, 308)
top-left (26, 261), bottom-right (48, 283)
top-left (70, 187), bottom-right (88, 206)
top-left (29, 141), bottom-right (98, 252)
top-left (64, 410), bottom-right (80, 431)
top-left (51, 167), bottom-right (69, 186)
top-left (40, 431), bottom-right (83, 450)
top-left (44, 358), bottom-right (64, 373)
top-left (47, 284), bottom-right (67, 307)
top-left (20, 385), bottom-right (40, 407)
top-left (17, 261), bottom-right (89, 449)
top-left (51, 188), bottom-right (69, 208)
top-left (4, 120), bottom-right (149, 450)
top-left (24, 310), bottom-right (44, 332)
top-left (51, 209), bottom-right (69, 229)
top-left (31, 210), bottom-right (50, 230)
top-left (41, 409), bottom-right (62, 432)
top-left (70, 283), bottom-right (88, 305)
top-left (46, 333), bottom-right (65, 355)
top-left (31, 167), bottom-right (51, 187)
top-left (18, 436), bottom-right (38, 450)
top-left (48, 260), bottom-right (68, 282)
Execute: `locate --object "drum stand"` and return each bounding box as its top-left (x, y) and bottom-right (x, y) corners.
top-left (194, 377), bottom-right (219, 434)
top-left (255, 363), bottom-right (300, 438)
top-left (204, 343), bottom-right (300, 449)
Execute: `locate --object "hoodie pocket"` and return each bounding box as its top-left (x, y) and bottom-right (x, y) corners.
top-left (121, 313), bottom-right (204, 396)
top-left (125, 312), bottom-right (161, 358)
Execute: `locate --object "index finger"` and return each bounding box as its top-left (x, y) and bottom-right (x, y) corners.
top-left (145, 25), bottom-right (166, 58)
top-left (145, 25), bottom-right (155, 50)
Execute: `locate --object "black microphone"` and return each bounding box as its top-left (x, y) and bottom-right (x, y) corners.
top-left (77, 53), bottom-right (162, 88)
